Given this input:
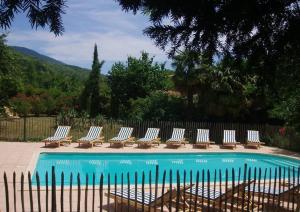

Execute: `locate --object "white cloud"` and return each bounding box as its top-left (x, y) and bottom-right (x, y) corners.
top-left (8, 30), bottom-right (168, 69)
top-left (6, 0), bottom-right (170, 72)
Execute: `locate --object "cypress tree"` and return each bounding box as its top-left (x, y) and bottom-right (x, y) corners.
top-left (80, 44), bottom-right (104, 117)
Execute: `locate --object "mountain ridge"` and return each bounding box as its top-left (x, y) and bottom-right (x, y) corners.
top-left (10, 46), bottom-right (90, 71)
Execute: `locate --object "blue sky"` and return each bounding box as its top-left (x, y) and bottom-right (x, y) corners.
top-left (3, 0), bottom-right (171, 73)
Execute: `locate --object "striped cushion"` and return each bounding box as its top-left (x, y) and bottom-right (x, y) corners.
top-left (223, 130), bottom-right (236, 143)
top-left (185, 186), bottom-right (226, 200)
top-left (196, 129), bottom-right (210, 143)
top-left (246, 184), bottom-right (291, 195)
top-left (167, 128), bottom-right (185, 142)
top-left (110, 189), bottom-right (159, 205)
top-left (247, 130), bottom-right (260, 143)
top-left (78, 126), bottom-right (102, 142)
top-left (45, 126), bottom-right (70, 141)
top-left (138, 128), bottom-right (160, 142)
top-left (111, 127), bottom-right (133, 141)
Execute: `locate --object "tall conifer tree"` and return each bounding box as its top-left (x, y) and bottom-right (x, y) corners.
top-left (80, 44), bottom-right (104, 117)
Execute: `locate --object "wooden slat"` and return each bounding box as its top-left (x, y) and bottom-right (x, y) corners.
top-left (13, 172), bottom-right (16, 212)
top-left (99, 174), bottom-right (103, 212)
top-left (154, 165), bottom-right (159, 211)
top-left (168, 170), bottom-right (172, 211)
top-left (21, 173), bottom-right (25, 212)
top-left (61, 172), bottom-right (64, 212)
top-left (4, 172), bottom-right (9, 212)
top-left (69, 173), bottom-right (73, 212)
top-left (160, 170), bottom-right (166, 212)
top-left (92, 173), bottom-right (95, 212)
top-left (28, 172), bottom-right (33, 212)
top-left (193, 171), bottom-right (199, 211)
top-left (175, 171), bottom-right (180, 211)
top-left (107, 174), bottom-right (110, 212)
top-left (77, 173), bottom-right (81, 212)
top-left (142, 172), bottom-right (145, 212)
top-left (36, 172), bottom-right (41, 212)
top-left (127, 172), bottom-right (130, 212)
top-left (51, 167), bottom-right (56, 212)
top-left (45, 172), bottom-right (48, 212)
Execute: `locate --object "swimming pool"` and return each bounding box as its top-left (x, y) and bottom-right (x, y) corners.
top-left (33, 152), bottom-right (300, 185)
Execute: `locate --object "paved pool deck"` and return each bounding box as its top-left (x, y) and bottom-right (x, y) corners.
top-left (0, 141), bottom-right (300, 211)
top-left (1, 141), bottom-right (300, 180)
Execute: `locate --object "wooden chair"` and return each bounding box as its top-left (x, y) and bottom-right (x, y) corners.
top-left (136, 128), bottom-right (160, 148)
top-left (166, 128), bottom-right (187, 148)
top-left (106, 185), bottom-right (191, 211)
top-left (193, 129), bottom-right (214, 149)
top-left (184, 180), bottom-right (254, 211)
top-left (109, 127), bottom-right (134, 147)
top-left (222, 130), bottom-right (239, 149)
top-left (43, 126), bottom-right (72, 147)
top-left (245, 130), bottom-right (264, 149)
top-left (77, 126), bottom-right (104, 147)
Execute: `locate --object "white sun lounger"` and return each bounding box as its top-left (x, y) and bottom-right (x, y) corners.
top-left (77, 126), bottom-right (103, 147)
top-left (43, 126), bottom-right (72, 147)
top-left (136, 128), bottom-right (160, 147)
top-left (246, 183), bottom-right (300, 211)
top-left (246, 130), bottom-right (264, 148)
top-left (193, 129), bottom-right (214, 148)
top-left (109, 127), bottom-right (134, 147)
top-left (166, 128), bottom-right (187, 147)
top-left (222, 130), bottom-right (239, 149)
top-left (106, 185), bottom-right (192, 211)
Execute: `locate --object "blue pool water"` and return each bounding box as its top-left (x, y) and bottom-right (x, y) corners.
top-left (33, 152), bottom-right (300, 185)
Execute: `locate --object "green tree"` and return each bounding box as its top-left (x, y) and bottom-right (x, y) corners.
top-left (129, 91), bottom-right (184, 121)
top-left (172, 51), bottom-right (207, 120)
top-left (80, 44), bottom-right (104, 117)
top-left (0, 34), bottom-right (22, 109)
top-left (117, 0), bottom-right (300, 128)
top-left (0, 0), bottom-right (66, 35)
top-left (108, 52), bottom-right (171, 118)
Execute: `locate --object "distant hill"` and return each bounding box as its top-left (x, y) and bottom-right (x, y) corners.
top-left (11, 46), bottom-right (66, 65)
top-left (10, 46), bottom-right (93, 72)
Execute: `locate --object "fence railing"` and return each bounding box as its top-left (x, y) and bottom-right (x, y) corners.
top-left (0, 116), bottom-right (280, 143)
top-left (2, 165), bottom-right (300, 211)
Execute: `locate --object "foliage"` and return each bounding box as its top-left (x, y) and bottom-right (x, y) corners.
top-left (129, 91), bottom-right (185, 121)
top-left (0, 35), bottom-right (22, 107)
top-left (172, 51), bottom-right (210, 120)
top-left (9, 93), bottom-right (32, 116)
top-left (80, 44), bottom-right (104, 117)
top-left (264, 126), bottom-right (300, 152)
top-left (0, 0), bottom-right (66, 35)
top-left (0, 34), bottom-right (95, 116)
top-left (117, 0), bottom-right (300, 129)
top-left (108, 52), bottom-right (172, 118)
top-left (117, 0), bottom-right (299, 61)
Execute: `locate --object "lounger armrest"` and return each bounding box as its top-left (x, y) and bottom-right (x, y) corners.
top-left (64, 136), bottom-right (73, 143)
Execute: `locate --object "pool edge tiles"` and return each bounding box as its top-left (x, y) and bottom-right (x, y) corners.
top-left (32, 152), bottom-right (300, 186)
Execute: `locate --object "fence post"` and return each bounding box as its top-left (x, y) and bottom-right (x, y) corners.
top-left (23, 116), bottom-right (27, 142)
top-left (4, 172), bottom-right (9, 212)
top-left (51, 166), bottom-right (57, 212)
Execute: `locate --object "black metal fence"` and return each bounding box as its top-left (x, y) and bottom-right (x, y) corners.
top-left (0, 117), bottom-right (280, 143)
top-left (2, 165), bottom-right (300, 211)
